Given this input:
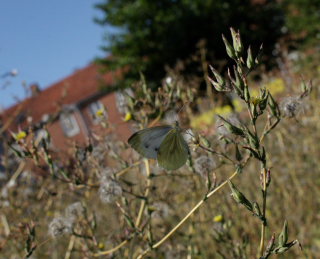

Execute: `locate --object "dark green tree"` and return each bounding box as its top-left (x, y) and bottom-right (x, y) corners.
top-left (95, 0), bottom-right (284, 88)
top-left (282, 0), bottom-right (320, 49)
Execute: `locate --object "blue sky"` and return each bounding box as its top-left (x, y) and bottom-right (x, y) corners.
top-left (0, 0), bottom-right (110, 109)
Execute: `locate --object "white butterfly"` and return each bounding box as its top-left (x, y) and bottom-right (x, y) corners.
top-left (128, 122), bottom-right (189, 170)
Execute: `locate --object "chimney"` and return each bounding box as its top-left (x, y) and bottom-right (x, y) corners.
top-left (30, 83), bottom-right (41, 97)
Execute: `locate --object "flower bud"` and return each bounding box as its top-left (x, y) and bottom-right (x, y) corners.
top-left (268, 93), bottom-right (280, 118)
top-left (246, 46), bottom-right (254, 69)
top-left (255, 44), bottom-right (263, 65)
top-left (228, 180), bottom-right (253, 212)
top-left (217, 115), bottom-right (245, 137)
top-left (278, 220), bottom-right (288, 247)
top-left (230, 28), bottom-right (243, 56)
top-left (222, 34), bottom-right (236, 59)
top-left (266, 169), bottom-right (271, 187)
top-left (244, 85), bottom-right (250, 103)
top-left (252, 201), bottom-right (262, 217)
top-left (265, 234), bottom-right (276, 254)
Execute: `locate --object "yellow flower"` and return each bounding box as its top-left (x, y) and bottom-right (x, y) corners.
top-left (232, 99), bottom-right (243, 112)
top-left (124, 112), bottom-right (132, 121)
top-left (215, 105), bottom-right (233, 116)
top-left (213, 214), bottom-right (224, 223)
top-left (250, 97), bottom-right (262, 106)
top-left (95, 108), bottom-right (105, 118)
top-left (14, 131), bottom-right (27, 141)
top-left (98, 242), bottom-right (105, 249)
top-left (46, 211), bottom-right (54, 217)
top-left (266, 78), bottom-right (285, 96)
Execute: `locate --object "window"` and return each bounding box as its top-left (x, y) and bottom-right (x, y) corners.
top-left (115, 88), bottom-right (134, 114)
top-left (60, 113), bottom-right (80, 137)
top-left (88, 101), bottom-right (106, 124)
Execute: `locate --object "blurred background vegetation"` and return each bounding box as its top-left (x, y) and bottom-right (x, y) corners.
top-left (0, 0), bottom-right (319, 258)
top-left (95, 0), bottom-right (319, 87)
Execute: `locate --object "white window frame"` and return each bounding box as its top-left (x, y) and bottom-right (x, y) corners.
top-left (115, 88), bottom-right (133, 114)
top-left (88, 101), bottom-right (106, 124)
top-left (60, 113), bottom-right (80, 137)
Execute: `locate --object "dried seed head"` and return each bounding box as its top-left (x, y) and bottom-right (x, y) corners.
top-left (48, 217), bottom-right (72, 238)
top-left (194, 156), bottom-right (217, 178)
top-left (99, 178), bottom-right (123, 204)
top-left (65, 202), bottom-right (85, 220)
top-left (280, 97), bottom-right (302, 118)
top-left (100, 167), bottom-right (114, 182)
top-left (149, 201), bottom-right (171, 219)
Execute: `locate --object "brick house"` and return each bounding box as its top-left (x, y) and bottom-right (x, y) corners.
top-left (1, 63), bottom-right (133, 151)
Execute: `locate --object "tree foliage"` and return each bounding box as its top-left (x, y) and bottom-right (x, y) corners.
top-left (282, 0), bottom-right (320, 49)
top-left (95, 0), bottom-right (284, 87)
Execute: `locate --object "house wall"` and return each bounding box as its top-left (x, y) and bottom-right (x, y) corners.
top-left (48, 111), bottom-right (88, 151)
top-left (47, 92), bottom-right (132, 151)
top-left (81, 92), bottom-right (132, 141)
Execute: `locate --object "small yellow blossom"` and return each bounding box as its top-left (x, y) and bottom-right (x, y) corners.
top-left (14, 131), bottom-right (27, 141)
top-left (124, 112), bottom-right (132, 121)
top-left (191, 105), bottom-right (233, 129)
top-left (98, 242), bottom-right (105, 249)
top-left (213, 214), bottom-right (224, 223)
top-left (252, 78), bottom-right (285, 97)
top-left (215, 105), bottom-right (232, 116)
top-left (95, 108), bottom-right (105, 118)
top-left (232, 99), bottom-right (243, 112)
top-left (46, 211), bottom-right (54, 217)
top-left (250, 97), bottom-right (262, 106)
top-left (266, 78), bottom-right (285, 95)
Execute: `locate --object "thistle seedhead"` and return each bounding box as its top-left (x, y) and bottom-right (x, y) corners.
top-left (194, 156), bottom-right (217, 178)
top-left (48, 217), bottom-right (73, 238)
top-left (280, 97), bottom-right (303, 118)
top-left (99, 178), bottom-right (123, 204)
top-left (65, 202), bottom-right (86, 221)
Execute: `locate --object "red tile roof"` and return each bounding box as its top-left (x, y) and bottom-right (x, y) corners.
top-left (2, 63), bottom-right (121, 130)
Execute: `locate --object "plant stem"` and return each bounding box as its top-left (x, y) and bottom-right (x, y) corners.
top-left (136, 169), bottom-right (240, 259)
top-left (135, 159), bottom-right (151, 227)
top-left (93, 240), bottom-right (129, 257)
top-left (198, 144), bottom-right (236, 164)
top-left (247, 103), bottom-right (257, 135)
top-left (259, 167), bottom-right (268, 256)
top-left (116, 161), bottom-right (142, 177)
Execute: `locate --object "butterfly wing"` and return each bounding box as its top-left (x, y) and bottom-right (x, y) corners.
top-left (157, 128), bottom-right (189, 170)
top-left (128, 126), bottom-right (173, 159)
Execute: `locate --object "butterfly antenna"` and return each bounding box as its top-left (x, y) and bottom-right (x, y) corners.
top-left (177, 101), bottom-right (189, 115)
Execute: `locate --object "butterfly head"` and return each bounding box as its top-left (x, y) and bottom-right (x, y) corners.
top-left (174, 120), bottom-right (180, 129)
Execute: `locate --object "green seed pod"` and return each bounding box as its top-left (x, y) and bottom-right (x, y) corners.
top-left (246, 46), bottom-right (254, 69)
top-left (235, 144), bottom-right (242, 161)
top-left (209, 65), bottom-right (225, 86)
top-left (218, 115), bottom-right (245, 137)
top-left (228, 180), bottom-right (253, 212)
top-left (278, 220), bottom-right (288, 247)
top-left (230, 28), bottom-right (243, 56)
top-left (222, 34), bottom-right (236, 59)
top-left (244, 85), bottom-right (250, 103)
top-left (252, 202), bottom-right (262, 217)
top-left (200, 135), bottom-right (211, 148)
top-left (268, 94), bottom-right (280, 118)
